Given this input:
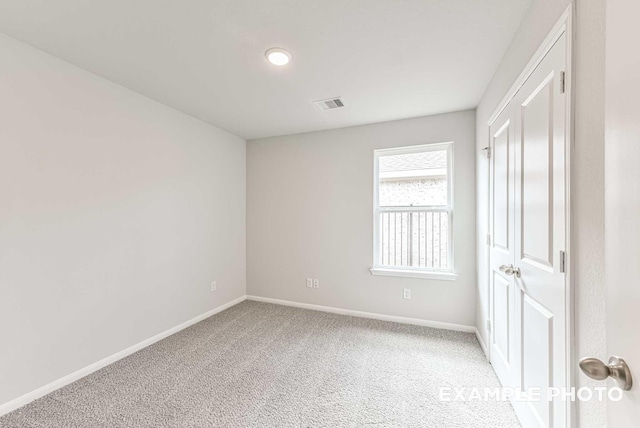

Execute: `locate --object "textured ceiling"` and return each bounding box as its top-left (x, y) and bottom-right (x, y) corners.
top-left (0, 0), bottom-right (531, 139)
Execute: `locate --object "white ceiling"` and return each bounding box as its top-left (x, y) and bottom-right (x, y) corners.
top-left (0, 0), bottom-right (531, 140)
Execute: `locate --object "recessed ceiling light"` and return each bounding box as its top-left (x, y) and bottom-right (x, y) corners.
top-left (265, 48), bottom-right (291, 66)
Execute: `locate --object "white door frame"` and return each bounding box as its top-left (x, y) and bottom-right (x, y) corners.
top-left (486, 5), bottom-right (575, 427)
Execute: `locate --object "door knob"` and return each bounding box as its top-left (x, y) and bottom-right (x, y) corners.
top-left (499, 264), bottom-right (521, 278)
top-left (579, 356), bottom-right (633, 390)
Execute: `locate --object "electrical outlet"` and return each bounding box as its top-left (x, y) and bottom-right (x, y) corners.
top-left (211, 281), bottom-right (217, 292)
top-left (306, 278), bottom-right (313, 288)
top-left (313, 279), bottom-right (319, 289)
top-left (403, 288), bottom-right (411, 299)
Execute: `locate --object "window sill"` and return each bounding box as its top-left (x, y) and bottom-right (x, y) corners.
top-left (369, 268), bottom-right (458, 281)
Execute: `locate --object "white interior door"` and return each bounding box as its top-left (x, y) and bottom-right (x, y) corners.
top-left (489, 31), bottom-right (569, 428)
top-left (489, 107), bottom-right (516, 388)
top-left (511, 33), bottom-right (568, 428)
top-left (604, 0), bottom-right (640, 424)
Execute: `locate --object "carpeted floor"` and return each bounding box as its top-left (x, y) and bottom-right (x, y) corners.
top-left (0, 301), bottom-right (520, 427)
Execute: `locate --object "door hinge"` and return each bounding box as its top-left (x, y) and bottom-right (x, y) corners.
top-left (560, 71), bottom-right (566, 94)
top-left (486, 234), bottom-right (491, 245)
top-left (482, 146), bottom-right (491, 159)
top-left (560, 250), bottom-right (566, 273)
top-left (486, 319), bottom-right (492, 333)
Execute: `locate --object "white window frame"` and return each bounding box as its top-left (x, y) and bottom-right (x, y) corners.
top-left (370, 142), bottom-right (457, 280)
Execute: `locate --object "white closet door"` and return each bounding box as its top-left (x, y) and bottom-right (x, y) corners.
top-left (511, 33), bottom-right (568, 428)
top-left (489, 107), bottom-right (516, 388)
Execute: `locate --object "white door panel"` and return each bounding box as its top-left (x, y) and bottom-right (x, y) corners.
top-left (493, 272), bottom-right (512, 367)
top-left (520, 73), bottom-right (554, 269)
top-left (493, 120), bottom-right (511, 252)
top-left (513, 33), bottom-right (567, 428)
top-left (489, 109), bottom-right (516, 388)
top-left (522, 293), bottom-right (553, 426)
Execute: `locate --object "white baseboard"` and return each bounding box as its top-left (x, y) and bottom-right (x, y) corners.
top-left (0, 295), bottom-right (247, 417)
top-left (475, 328), bottom-right (489, 360)
top-left (246, 295), bottom-right (475, 333)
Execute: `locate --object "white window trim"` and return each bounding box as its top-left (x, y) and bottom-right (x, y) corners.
top-left (369, 268), bottom-right (458, 281)
top-left (371, 142), bottom-right (455, 279)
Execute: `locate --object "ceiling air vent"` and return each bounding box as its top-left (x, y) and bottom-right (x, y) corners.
top-left (313, 97), bottom-right (345, 111)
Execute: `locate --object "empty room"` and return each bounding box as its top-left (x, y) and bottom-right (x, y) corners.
top-left (0, 0), bottom-right (638, 427)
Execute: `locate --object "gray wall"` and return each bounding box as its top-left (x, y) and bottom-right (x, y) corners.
top-left (573, 0), bottom-right (607, 424)
top-left (247, 110), bottom-right (476, 327)
top-left (0, 34), bottom-right (246, 407)
top-left (474, 0), bottom-right (606, 424)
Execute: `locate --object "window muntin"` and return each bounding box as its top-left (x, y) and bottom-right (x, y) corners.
top-left (373, 143), bottom-right (453, 273)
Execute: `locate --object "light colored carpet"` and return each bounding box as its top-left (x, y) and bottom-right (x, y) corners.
top-left (0, 301), bottom-right (520, 427)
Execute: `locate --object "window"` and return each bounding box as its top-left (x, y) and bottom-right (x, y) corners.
top-left (371, 142), bottom-right (456, 280)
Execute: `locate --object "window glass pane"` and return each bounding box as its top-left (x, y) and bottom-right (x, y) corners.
top-left (378, 149), bottom-right (448, 206)
top-left (379, 211), bottom-right (449, 269)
